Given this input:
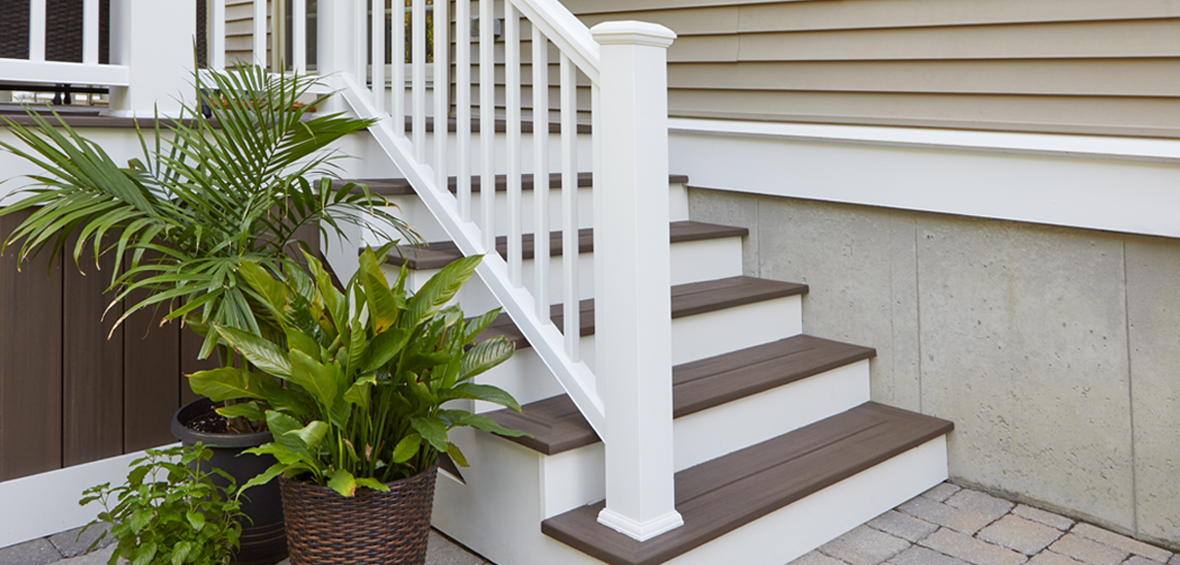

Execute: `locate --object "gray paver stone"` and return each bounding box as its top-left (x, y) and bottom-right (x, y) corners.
top-left (1124, 556), bottom-right (1169, 565)
top-left (790, 550), bottom-right (851, 565)
top-left (919, 528), bottom-right (1027, 565)
top-left (944, 490), bottom-right (1015, 523)
top-left (1171, 555), bottom-right (1180, 565)
top-left (426, 530), bottom-right (491, 565)
top-left (58, 545), bottom-right (118, 565)
top-left (890, 546), bottom-right (972, 565)
top-left (48, 524), bottom-right (113, 558)
top-left (1071, 524), bottom-right (1172, 564)
top-left (1013, 505), bottom-right (1075, 532)
top-left (871, 510), bottom-right (941, 543)
top-left (819, 525), bottom-right (912, 565)
top-left (922, 483), bottom-right (963, 503)
top-left (899, 496), bottom-right (1000, 535)
top-left (978, 515), bottom-right (1066, 555)
top-left (0, 538), bottom-right (63, 565)
top-left (1049, 533), bottom-right (1131, 565)
top-left (1026, 551), bottom-right (1088, 565)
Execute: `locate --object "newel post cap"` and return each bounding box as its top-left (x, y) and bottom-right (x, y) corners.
top-left (591, 21), bottom-right (677, 48)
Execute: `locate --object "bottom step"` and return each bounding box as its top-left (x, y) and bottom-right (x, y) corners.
top-left (541, 402), bottom-right (953, 565)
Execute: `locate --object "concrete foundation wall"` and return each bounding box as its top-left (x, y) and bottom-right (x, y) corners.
top-left (688, 188), bottom-right (1180, 549)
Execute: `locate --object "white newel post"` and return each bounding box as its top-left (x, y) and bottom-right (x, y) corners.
top-left (106, 0), bottom-right (194, 117)
top-left (590, 21), bottom-right (682, 542)
top-left (317, 0), bottom-right (357, 115)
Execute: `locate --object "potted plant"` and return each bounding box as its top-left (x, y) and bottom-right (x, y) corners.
top-left (188, 247), bottom-right (526, 564)
top-left (0, 65), bottom-right (417, 564)
top-left (79, 443), bottom-right (246, 565)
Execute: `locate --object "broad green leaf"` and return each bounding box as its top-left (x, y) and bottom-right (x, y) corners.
top-left (131, 541), bottom-right (157, 565)
top-left (285, 328), bottom-right (321, 362)
top-left (237, 260), bottom-right (286, 310)
top-left (410, 417), bottom-right (449, 452)
top-left (440, 410), bottom-right (530, 438)
top-left (391, 434), bottom-right (421, 464)
top-left (237, 462), bottom-right (289, 495)
top-left (215, 401), bottom-right (267, 422)
top-left (459, 337), bottom-right (515, 382)
top-left (286, 349), bottom-right (338, 411)
top-left (264, 411), bottom-right (319, 464)
top-left (405, 255), bottom-right (482, 327)
top-left (186, 511), bottom-right (205, 531)
top-left (355, 477), bottom-right (391, 493)
top-left (283, 420), bottom-right (329, 452)
top-left (463, 308), bottom-right (502, 342)
top-left (446, 442), bottom-right (469, 467)
top-left (171, 541), bottom-right (192, 565)
top-left (188, 367), bottom-right (267, 402)
top-left (359, 327), bottom-right (410, 373)
top-left (328, 468), bottom-right (357, 497)
top-left (444, 382), bottom-right (522, 412)
top-left (214, 325), bottom-right (292, 378)
top-left (357, 248), bottom-right (400, 332)
top-left (343, 374), bottom-right (376, 410)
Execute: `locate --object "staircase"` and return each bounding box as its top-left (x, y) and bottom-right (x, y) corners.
top-left (246, 0), bottom-right (954, 562)
top-left (336, 172), bottom-right (954, 565)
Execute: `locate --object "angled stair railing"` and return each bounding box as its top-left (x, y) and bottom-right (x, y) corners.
top-left (208, 0), bottom-right (684, 542)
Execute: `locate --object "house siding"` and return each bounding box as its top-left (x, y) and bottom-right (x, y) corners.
top-left (559, 0), bottom-right (1180, 138)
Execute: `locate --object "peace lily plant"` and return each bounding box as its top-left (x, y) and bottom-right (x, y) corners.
top-left (189, 246), bottom-right (526, 496)
top-left (0, 67), bottom-right (416, 433)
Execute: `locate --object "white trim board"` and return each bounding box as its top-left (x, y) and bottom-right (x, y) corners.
top-left (669, 118), bottom-right (1180, 240)
top-left (0, 444), bottom-right (176, 549)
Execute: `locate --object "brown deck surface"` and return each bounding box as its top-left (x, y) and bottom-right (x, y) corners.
top-left (386, 221), bottom-right (747, 270)
top-left (477, 276), bottom-right (807, 351)
top-left (540, 402), bottom-right (954, 565)
top-left (487, 335), bottom-right (874, 455)
top-left (341, 172), bottom-right (691, 197)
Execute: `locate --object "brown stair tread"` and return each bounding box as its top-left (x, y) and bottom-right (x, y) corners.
top-left (338, 172), bottom-right (690, 197)
top-left (487, 335), bottom-right (874, 455)
top-left (540, 402), bottom-right (954, 565)
top-left (386, 221), bottom-right (748, 270)
top-left (477, 276), bottom-right (807, 351)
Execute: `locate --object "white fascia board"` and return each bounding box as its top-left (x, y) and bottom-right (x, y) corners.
top-left (669, 118), bottom-right (1180, 239)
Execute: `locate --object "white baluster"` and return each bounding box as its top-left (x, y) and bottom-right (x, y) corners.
top-left (412, 0), bottom-right (426, 161)
top-left (392, 0), bottom-right (405, 134)
top-left (253, 0), bottom-right (266, 66)
top-left (292, 0), bottom-right (306, 73)
top-left (456, 0), bottom-right (472, 221)
top-left (371, 0), bottom-right (385, 113)
top-left (83, 0), bottom-right (99, 65)
top-left (479, 0), bottom-right (495, 252)
top-left (506, 5), bottom-right (522, 287)
top-left (211, 0), bottom-right (226, 69)
top-left (532, 25), bottom-right (550, 319)
top-left (28, 0), bottom-right (45, 62)
top-left (560, 53), bottom-right (578, 361)
top-left (590, 21), bottom-right (682, 543)
top-left (434, 0), bottom-right (449, 193)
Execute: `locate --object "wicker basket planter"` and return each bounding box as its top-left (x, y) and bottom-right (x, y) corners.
top-left (280, 466), bottom-right (439, 565)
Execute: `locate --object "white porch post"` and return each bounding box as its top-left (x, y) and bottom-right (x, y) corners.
top-left (317, 0), bottom-right (357, 115)
top-left (106, 0), bottom-right (194, 117)
top-left (590, 21), bottom-right (682, 542)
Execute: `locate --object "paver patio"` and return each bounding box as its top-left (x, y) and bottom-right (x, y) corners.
top-left (1, 482), bottom-right (1173, 565)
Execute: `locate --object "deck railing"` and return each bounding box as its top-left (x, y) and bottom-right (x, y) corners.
top-left (0, 0), bottom-right (682, 542)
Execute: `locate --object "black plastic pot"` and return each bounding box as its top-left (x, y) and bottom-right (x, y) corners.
top-left (172, 398), bottom-right (287, 565)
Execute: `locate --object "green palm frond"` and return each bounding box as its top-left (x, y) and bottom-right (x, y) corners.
top-left (0, 65), bottom-right (419, 358)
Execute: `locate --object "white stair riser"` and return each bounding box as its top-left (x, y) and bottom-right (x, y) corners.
top-left (470, 295), bottom-right (803, 408)
top-left (370, 183), bottom-right (690, 243)
top-left (432, 430), bottom-right (949, 565)
top-left (332, 129), bottom-right (595, 180)
top-left (386, 235), bottom-right (744, 315)
top-left (665, 437), bottom-right (948, 565)
top-left (537, 360), bottom-right (871, 517)
top-left (673, 360), bottom-right (870, 471)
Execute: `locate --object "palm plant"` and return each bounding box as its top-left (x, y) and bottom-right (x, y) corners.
top-left (0, 67), bottom-right (418, 424)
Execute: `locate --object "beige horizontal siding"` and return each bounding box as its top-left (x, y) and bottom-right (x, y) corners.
top-left (561, 0), bottom-right (1180, 138)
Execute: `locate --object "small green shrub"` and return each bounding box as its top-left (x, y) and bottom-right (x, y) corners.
top-left (79, 444), bottom-right (245, 565)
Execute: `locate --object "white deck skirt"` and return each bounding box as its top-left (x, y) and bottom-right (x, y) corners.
top-left (670, 118), bottom-right (1180, 240)
top-left (0, 445), bottom-right (175, 548)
